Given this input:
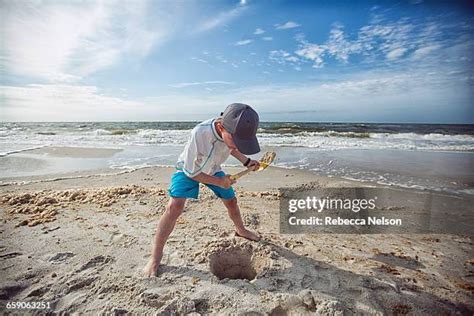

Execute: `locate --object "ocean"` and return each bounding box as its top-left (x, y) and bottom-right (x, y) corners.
top-left (1, 121), bottom-right (473, 195)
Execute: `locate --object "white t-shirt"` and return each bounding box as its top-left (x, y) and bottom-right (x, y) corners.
top-left (176, 118), bottom-right (232, 177)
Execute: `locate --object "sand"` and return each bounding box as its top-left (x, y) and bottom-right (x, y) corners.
top-left (0, 166), bottom-right (473, 315)
top-left (24, 146), bottom-right (123, 158)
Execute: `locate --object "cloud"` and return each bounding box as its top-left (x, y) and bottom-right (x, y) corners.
top-left (262, 36), bottom-right (273, 41)
top-left (166, 67), bottom-right (469, 122)
top-left (205, 68), bottom-right (472, 123)
top-left (254, 28), bottom-right (265, 35)
top-left (290, 14), bottom-right (474, 69)
top-left (2, 65), bottom-right (471, 122)
top-left (325, 23), bottom-right (362, 63)
top-left (411, 44), bottom-right (440, 60)
top-left (295, 43), bottom-right (326, 68)
top-left (292, 22), bottom-right (363, 68)
top-left (1, 0), bottom-right (168, 82)
top-left (0, 84), bottom-right (143, 121)
top-left (0, 82), bottom-right (230, 121)
top-left (386, 47), bottom-right (407, 60)
top-left (275, 21), bottom-right (301, 30)
top-left (216, 55), bottom-right (229, 63)
top-left (195, 5), bottom-right (247, 33)
top-left (169, 81), bottom-right (234, 88)
top-left (191, 57), bottom-right (209, 63)
top-left (269, 50), bottom-right (300, 65)
top-left (293, 23), bottom-right (364, 67)
top-left (234, 39), bottom-right (253, 46)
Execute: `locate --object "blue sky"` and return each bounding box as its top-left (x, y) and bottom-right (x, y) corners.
top-left (1, 0), bottom-right (473, 123)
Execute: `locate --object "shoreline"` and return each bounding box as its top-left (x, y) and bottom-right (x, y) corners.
top-left (2, 162), bottom-right (473, 201)
top-left (0, 165), bottom-right (350, 192)
top-left (2, 144), bottom-right (473, 197)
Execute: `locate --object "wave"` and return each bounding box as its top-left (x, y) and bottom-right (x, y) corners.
top-left (1, 123), bottom-right (473, 153)
top-left (258, 129), bottom-right (371, 138)
top-left (34, 128), bottom-right (474, 142)
top-left (259, 129), bottom-right (473, 140)
top-left (0, 166), bottom-right (149, 186)
top-left (0, 145), bottom-right (48, 157)
top-left (257, 132), bottom-right (474, 152)
top-left (370, 132), bottom-right (474, 141)
top-left (109, 129), bottom-right (134, 135)
top-left (301, 131), bottom-right (371, 138)
top-left (90, 129), bottom-right (113, 136)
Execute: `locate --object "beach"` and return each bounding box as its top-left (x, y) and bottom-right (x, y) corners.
top-left (1, 144), bottom-right (473, 314)
top-left (3, 0), bottom-right (474, 313)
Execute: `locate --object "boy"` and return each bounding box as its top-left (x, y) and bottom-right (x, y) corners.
top-left (144, 103), bottom-right (262, 277)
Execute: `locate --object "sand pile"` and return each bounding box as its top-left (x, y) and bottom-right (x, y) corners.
top-left (1, 185), bottom-right (166, 227)
top-left (238, 190), bottom-right (282, 199)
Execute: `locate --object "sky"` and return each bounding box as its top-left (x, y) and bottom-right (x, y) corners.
top-left (0, 0), bottom-right (473, 123)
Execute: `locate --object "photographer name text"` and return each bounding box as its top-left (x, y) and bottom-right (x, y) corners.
top-left (288, 216), bottom-right (402, 226)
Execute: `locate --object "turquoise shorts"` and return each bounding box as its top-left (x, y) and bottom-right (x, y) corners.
top-left (168, 170), bottom-right (235, 200)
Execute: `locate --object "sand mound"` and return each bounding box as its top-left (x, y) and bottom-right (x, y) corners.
top-left (0, 185), bottom-right (166, 226)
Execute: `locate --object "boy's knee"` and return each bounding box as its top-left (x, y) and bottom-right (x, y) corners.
top-left (225, 197), bottom-right (238, 208)
top-left (167, 199), bottom-right (185, 218)
top-left (167, 204), bottom-right (183, 218)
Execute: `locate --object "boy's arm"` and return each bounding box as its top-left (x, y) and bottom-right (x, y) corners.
top-left (191, 172), bottom-right (234, 189)
top-left (230, 149), bottom-right (248, 164)
top-left (231, 149), bottom-right (260, 170)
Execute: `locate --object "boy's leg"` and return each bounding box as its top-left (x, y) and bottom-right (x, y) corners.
top-left (143, 197), bottom-right (186, 277)
top-left (205, 171), bottom-right (260, 241)
top-left (222, 197), bottom-right (261, 241)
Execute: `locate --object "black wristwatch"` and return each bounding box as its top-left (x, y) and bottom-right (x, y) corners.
top-left (243, 158), bottom-right (251, 167)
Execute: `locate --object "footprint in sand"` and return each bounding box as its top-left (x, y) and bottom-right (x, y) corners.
top-left (372, 252), bottom-right (424, 270)
top-left (64, 276), bottom-right (99, 294)
top-left (26, 284), bottom-right (52, 298)
top-left (76, 255), bottom-right (114, 273)
top-left (48, 252), bottom-right (75, 264)
top-left (0, 252), bottom-right (23, 260)
top-left (0, 283), bottom-right (27, 300)
top-left (108, 231), bottom-right (138, 248)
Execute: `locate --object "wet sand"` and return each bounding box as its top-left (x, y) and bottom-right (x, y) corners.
top-left (24, 146), bottom-right (123, 158)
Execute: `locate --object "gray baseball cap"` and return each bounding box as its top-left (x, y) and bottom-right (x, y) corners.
top-left (220, 103), bottom-right (260, 155)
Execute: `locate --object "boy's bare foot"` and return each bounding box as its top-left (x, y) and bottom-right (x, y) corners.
top-left (235, 228), bottom-right (261, 241)
top-left (143, 258), bottom-right (160, 277)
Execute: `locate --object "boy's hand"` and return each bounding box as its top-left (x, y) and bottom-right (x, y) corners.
top-left (247, 160), bottom-right (260, 171)
top-left (218, 175), bottom-right (236, 189)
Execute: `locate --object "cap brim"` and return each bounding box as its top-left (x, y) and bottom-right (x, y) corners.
top-left (234, 136), bottom-right (260, 155)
